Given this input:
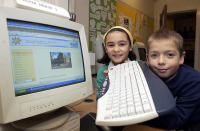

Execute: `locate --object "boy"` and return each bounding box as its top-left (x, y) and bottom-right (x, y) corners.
top-left (146, 28), bottom-right (200, 131)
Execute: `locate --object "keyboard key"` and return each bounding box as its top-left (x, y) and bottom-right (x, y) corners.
top-left (142, 98), bottom-right (149, 105)
top-left (120, 108), bottom-right (127, 117)
top-left (127, 101), bottom-right (134, 107)
top-left (106, 104), bottom-right (112, 110)
top-left (112, 111), bottom-right (120, 118)
top-left (120, 103), bottom-right (127, 109)
top-left (128, 106), bottom-right (136, 115)
top-left (143, 104), bottom-right (152, 113)
top-left (135, 102), bottom-right (142, 107)
top-left (136, 106), bottom-right (144, 114)
top-left (112, 107), bottom-right (119, 112)
top-left (105, 112), bottom-right (111, 119)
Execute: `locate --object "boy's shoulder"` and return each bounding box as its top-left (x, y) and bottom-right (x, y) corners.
top-left (168, 64), bottom-right (200, 86)
top-left (180, 64), bottom-right (200, 76)
top-left (166, 64), bottom-right (200, 91)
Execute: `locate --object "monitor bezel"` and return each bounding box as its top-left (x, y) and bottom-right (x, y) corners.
top-left (0, 6), bottom-right (93, 124)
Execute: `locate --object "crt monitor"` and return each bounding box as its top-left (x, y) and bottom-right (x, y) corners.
top-left (0, 5), bottom-right (93, 128)
top-left (133, 42), bottom-right (147, 61)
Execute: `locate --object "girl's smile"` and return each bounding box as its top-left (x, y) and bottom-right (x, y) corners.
top-left (113, 54), bottom-right (122, 58)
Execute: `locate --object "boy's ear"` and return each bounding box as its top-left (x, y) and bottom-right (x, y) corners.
top-left (179, 51), bottom-right (186, 65)
top-left (146, 54), bottom-right (149, 64)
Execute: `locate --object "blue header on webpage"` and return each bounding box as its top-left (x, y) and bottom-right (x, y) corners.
top-left (7, 21), bottom-right (78, 36)
top-left (27, 78), bottom-right (84, 92)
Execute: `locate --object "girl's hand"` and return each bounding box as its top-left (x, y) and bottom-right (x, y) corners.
top-left (104, 70), bottom-right (109, 77)
top-left (103, 61), bottom-right (127, 77)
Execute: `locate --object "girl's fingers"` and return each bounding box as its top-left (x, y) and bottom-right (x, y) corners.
top-left (104, 70), bottom-right (109, 77)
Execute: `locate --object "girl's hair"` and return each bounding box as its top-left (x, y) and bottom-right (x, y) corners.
top-left (147, 28), bottom-right (184, 55)
top-left (97, 27), bottom-right (136, 65)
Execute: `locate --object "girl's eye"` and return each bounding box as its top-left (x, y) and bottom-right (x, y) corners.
top-left (107, 44), bottom-right (114, 47)
top-left (120, 43), bottom-right (125, 46)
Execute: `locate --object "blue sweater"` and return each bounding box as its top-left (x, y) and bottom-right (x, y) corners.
top-left (157, 64), bottom-right (200, 130)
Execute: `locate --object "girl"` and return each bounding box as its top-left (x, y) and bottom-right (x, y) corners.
top-left (96, 26), bottom-right (137, 101)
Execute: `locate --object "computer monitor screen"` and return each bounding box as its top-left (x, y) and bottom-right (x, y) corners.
top-left (8, 19), bottom-right (85, 96)
top-left (138, 48), bottom-right (147, 61)
top-left (0, 6), bottom-right (93, 126)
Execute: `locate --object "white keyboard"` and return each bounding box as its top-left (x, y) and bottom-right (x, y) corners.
top-left (96, 61), bottom-right (160, 126)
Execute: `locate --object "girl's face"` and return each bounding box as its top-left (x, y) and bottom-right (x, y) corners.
top-left (105, 31), bottom-right (132, 65)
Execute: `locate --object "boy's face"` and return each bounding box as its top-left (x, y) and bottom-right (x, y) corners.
top-left (105, 31), bottom-right (132, 65)
top-left (146, 39), bottom-right (185, 82)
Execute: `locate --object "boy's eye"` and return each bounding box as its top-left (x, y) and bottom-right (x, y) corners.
top-left (150, 54), bottom-right (158, 58)
top-left (167, 53), bottom-right (175, 57)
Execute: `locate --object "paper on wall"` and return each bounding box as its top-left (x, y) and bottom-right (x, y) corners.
top-left (118, 13), bottom-right (133, 34)
top-left (139, 14), bottom-right (144, 39)
top-left (90, 19), bottom-right (96, 27)
top-left (134, 12), bottom-right (139, 37)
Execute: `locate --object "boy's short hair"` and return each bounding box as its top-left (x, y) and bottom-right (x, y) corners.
top-left (147, 28), bottom-right (184, 55)
top-left (97, 26), bottom-right (136, 65)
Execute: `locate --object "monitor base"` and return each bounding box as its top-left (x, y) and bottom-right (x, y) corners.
top-left (10, 106), bottom-right (79, 131)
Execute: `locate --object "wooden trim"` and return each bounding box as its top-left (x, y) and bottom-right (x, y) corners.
top-left (160, 5), bottom-right (167, 28)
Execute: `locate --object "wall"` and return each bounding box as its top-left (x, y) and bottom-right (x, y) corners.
top-left (117, 0), bottom-right (154, 19)
top-left (75, 0), bottom-right (89, 44)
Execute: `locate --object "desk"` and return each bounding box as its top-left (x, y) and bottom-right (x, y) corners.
top-left (67, 87), bottom-right (98, 118)
top-left (67, 87), bottom-right (171, 131)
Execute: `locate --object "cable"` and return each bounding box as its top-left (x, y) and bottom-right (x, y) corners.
top-left (67, 105), bottom-right (77, 112)
top-left (67, 105), bottom-right (96, 121)
top-left (76, 111), bottom-right (96, 121)
top-left (66, 88), bottom-right (99, 121)
top-left (67, 88), bottom-right (99, 109)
